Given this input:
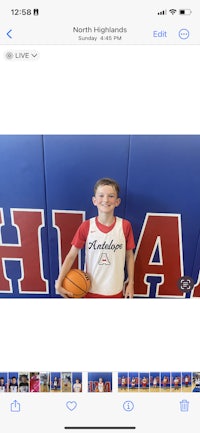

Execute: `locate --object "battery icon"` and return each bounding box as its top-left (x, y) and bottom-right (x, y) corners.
top-left (33, 9), bottom-right (39, 15)
top-left (179, 9), bottom-right (192, 15)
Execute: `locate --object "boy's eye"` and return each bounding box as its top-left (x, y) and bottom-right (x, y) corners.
top-left (97, 193), bottom-right (115, 198)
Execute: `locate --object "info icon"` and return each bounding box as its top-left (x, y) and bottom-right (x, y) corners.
top-left (177, 276), bottom-right (194, 293)
top-left (123, 401), bottom-right (134, 412)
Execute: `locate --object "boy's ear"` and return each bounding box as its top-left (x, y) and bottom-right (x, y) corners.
top-left (92, 196), bottom-right (97, 206)
top-left (115, 197), bottom-right (121, 207)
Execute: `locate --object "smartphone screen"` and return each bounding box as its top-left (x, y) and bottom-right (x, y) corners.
top-left (0, 1), bottom-right (199, 431)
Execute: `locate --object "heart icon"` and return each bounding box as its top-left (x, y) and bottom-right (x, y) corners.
top-left (66, 401), bottom-right (77, 411)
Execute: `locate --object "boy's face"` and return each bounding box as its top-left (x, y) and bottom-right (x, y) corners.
top-left (92, 185), bottom-right (121, 214)
top-left (21, 376), bottom-right (27, 383)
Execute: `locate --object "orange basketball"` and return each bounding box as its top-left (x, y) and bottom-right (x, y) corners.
top-left (62, 269), bottom-right (91, 298)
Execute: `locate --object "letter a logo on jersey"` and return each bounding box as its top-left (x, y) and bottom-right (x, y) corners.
top-left (98, 253), bottom-right (110, 265)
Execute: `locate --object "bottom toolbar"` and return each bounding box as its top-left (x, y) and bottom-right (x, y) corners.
top-left (0, 391), bottom-right (198, 433)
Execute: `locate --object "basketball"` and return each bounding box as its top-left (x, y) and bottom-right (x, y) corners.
top-left (62, 269), bottom-right (91, 298)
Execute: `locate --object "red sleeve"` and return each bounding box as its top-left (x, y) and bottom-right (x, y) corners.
top-left (71, 220), bottom-right (90, 249)
top-left (122, 219), bottom-right (135, 250)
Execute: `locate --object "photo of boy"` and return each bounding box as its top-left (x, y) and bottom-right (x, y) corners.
top-left (118, 372), bottom-right (128, 391)
top-left (61, 373), bottom-right (72, 392)
top-left (0, 135), bottom-right (200, 299)
top-left (19, 373), bottom-right (29, 392)
top-left (139, 373), bottom-right (149, 392)
top-left (88, 372), bottom-right (112, 392)
top-left (192, 372), bottom-right (200, 392)
top-left (72, 373), bottom-right (82, 392)
top-left (8, 375), bottom-right (18, 392)
top-left (129, 373), bottom-right (139, 392)
top-left (56, 178), bottom-right (135, 298)
top-left (150, 373), bottom-right (160, 392)
top-left (97, 377), bottom-right (105, 392)
top-left (51, 373), bottom-right (61, 392)
top-left (40, 372), bottom-right (50, 392)
top-left (171, 373), bottom-right (181, 391)
top-left (160, 372), bottom-right (170, 392)
top-left (181, 373), bottom-right (192, 392)
top-left (0, 374), bottom-right (7, 392)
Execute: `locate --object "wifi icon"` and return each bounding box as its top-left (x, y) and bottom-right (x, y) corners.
top-left (169, 8), bottom-right (177, 15)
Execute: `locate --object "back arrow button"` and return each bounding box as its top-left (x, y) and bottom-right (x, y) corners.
top-left (7, 29), bottom-right (13, 39)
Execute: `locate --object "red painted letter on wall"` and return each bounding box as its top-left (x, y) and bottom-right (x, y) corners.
top-left (134, 213), bottom-right (184, 297)
top-left (0, 208), bottom-right (48, 293)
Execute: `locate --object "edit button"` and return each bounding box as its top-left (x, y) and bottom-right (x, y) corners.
top-left (153, 30), bottom-right (167, 38)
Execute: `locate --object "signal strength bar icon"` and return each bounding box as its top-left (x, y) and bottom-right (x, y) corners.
top-left (157, 9), bottom-right (167, 15)
top-left (169, 8), bottom-right (177, 15)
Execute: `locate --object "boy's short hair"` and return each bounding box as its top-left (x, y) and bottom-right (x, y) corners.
top-left (94, 178), bottom-right (120, 197)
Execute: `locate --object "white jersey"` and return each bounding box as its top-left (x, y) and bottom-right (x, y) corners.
top-left (85, 217), bottom-right (126, 295)
top-left (73, 383), bottom-right (82, 392)
top-left (0, 386), bottom-right (6, 392)
top-left (98, 382), bottom-right (104, 392)
top-left (10, 385), bottom-right (18, 392)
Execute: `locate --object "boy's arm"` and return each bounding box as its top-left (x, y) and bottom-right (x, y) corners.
top-left (125, 249), bottom-right (134, 298)
top-left (55, 245), bottom-right (80, 298)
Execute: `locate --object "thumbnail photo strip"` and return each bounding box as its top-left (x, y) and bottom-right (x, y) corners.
top-left (0, 372), bottom-right (200, 393)
top-left (118, 372), bottom-right (200, 393)
top-left (0, 372), bottom-right (82, 393)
